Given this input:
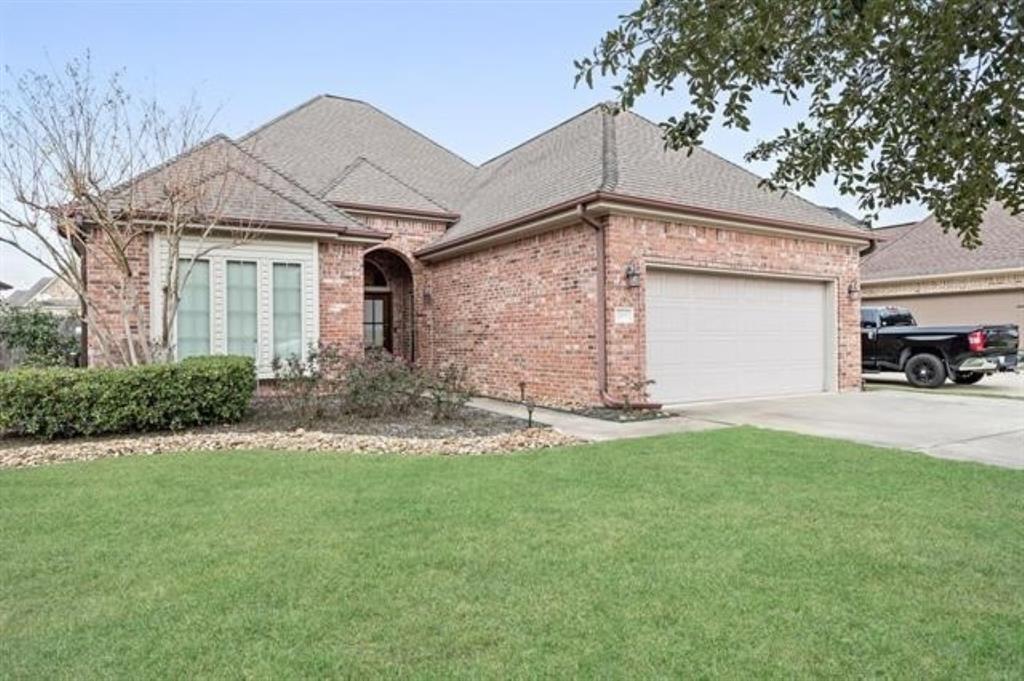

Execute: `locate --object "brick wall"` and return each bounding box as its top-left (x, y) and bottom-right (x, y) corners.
top-left (602, 213), bottom-right (863, 400)
top-left (318, 240), bottom-right (365, 356)
top-left (425, 224), bottom-right (600, 406)
top-left (354, 214), bottom-right (448, 362)
top-left (84, 230), bottom-right (151, 366)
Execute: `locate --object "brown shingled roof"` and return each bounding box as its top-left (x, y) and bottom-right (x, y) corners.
top-left (322, 156), bottom-right (453, 215)
top-left (429, 104), bottom-right (867, 247)
top-left (107, 135), bottom-right (383, 238)
top-left (862, 202), bottom-right (1024, 280)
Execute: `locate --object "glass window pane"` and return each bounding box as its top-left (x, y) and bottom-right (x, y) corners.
top-left (273, 263), bottom-right (302, 360)
top-left (227, 261), bottom-right (258, 358)
top-left (177, 259), bottom-right (210, 359)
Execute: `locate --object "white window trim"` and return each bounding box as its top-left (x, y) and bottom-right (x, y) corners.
top-left (151, 233), bottom-right (320, 378)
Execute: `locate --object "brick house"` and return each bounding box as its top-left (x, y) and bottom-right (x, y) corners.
top-left (862, 203), bottom-right (1024, 329)
top-left (83, 95), bottom-right (875, 407)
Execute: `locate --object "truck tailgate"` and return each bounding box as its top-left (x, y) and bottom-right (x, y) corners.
top-left (983, 325), bottom-right (1020, 353)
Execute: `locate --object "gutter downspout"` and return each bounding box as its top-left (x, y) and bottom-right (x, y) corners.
top-left (577, 203), bottom-right (661, 410)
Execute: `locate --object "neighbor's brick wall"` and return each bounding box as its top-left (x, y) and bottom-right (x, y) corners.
top-left (602, 213), bottom-right (863, 401)
top-left (425, 224), bottom-right (599, 406)
top-left (84, 230), bottom-right (151, 366)
top-left (318, 240), bottom-right (365, 356)
top-left (862, 270), bottom-right (1024, 298)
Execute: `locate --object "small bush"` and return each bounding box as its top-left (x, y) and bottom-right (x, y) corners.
top-left (0, 355), bottom-right (255, 439)
top-left (342, 350), bottom-right (424, 417)
top-left (0, 303), bottom-right (79, 368)
top-left (270, 343), bottom-right (346, 425)
top-left (426, 364), bottom-right (471, 421)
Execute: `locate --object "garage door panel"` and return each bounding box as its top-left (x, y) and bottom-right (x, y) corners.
top-left (646, 270), bottom-right (829, 404)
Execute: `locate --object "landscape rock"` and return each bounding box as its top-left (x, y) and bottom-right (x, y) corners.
top-left (0, 427), bottom-right (580, 469)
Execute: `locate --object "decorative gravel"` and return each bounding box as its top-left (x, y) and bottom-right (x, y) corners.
top-left (0, 427), bottom-right (579, 469)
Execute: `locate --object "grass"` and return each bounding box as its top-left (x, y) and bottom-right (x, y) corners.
top-left (1, 427), bottom-right (1022, 679)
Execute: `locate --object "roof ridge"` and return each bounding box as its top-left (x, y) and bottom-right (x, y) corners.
top-left (236, 94), bottom-right (328, 143)
top-left (478, 102), bottom-right (608, 168)
top-left (600, 105), bottom-right (619, 192)
top-left (317, 156), bottom-right (368, 199)
top-left (623, 108), bottom-right (850, 226)
top-left (104, 133), bottom-right (232, 199)
top-left (231, 165), bottom-right (350, 226)
top-left (346, 156), bottom-right (453, 212)
top-left (326, 96), bottom-right (479, 170)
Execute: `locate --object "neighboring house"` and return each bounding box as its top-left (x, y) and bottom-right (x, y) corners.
top-left (862, 203), bottom-right (1024, 329)
top-left (4, 276), bottom-right (78, 316)
top-left (83, 95), bottom-right (873, 407)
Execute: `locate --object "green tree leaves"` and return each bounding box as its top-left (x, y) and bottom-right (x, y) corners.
top-left (576, 0), bottom-right (1023, 246)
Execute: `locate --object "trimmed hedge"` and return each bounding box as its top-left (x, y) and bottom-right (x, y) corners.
top-left (0, 356), bottom-right (256, 439)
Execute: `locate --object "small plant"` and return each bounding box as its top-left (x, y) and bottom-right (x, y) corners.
top-left (342, 350), bottom-right (425, 418)
top-left (270, 343), bottom-right (346, 426)
top-left (426, 363), bottom-right (471, 422)
top-left (622, 378), bottom-right (656, 414)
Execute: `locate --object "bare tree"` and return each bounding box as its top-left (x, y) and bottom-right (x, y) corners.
top-left (0, 54), bottom-right (258, 366)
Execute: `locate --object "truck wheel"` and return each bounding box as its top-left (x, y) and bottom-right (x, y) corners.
top-left (952, 372), bottom-right (985, 385)
top-left (904, 354), bottom-right (947, 388)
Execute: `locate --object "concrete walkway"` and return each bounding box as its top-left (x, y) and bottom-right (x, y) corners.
top-left (472, 390), bottom-right (1024, 469)
top-left (469, 397), bottom-right (723, 441)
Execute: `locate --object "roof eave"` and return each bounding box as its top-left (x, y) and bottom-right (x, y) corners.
top-left (332, 202), bottom-right (459, 223)
top-left (82, 211), bottom-right (389, 242)
top-left (416, 191), bottom-right (875, 260)
top-left (862, 266), bottom-right (1024, 285)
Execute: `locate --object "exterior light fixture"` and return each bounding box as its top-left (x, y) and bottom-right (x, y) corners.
top-left (848, 281), bottom-right (861, 299)
top-left (625, 262), bottom-right (642, 288)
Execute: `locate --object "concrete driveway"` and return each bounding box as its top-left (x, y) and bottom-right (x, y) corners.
top-left (866, 371), bottom-right (1024, 399)
top-left (678, 390), bottom-right (1024, 469)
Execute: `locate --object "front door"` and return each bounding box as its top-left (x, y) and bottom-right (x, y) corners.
top-left (363, 293), bottom-right (392, 352)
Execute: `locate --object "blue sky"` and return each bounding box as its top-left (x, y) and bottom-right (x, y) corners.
top-left (0, 0), bottom-right (924, 286)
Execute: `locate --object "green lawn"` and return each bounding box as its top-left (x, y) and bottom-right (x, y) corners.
top-left (2, 428), bottom-right (1022, 679)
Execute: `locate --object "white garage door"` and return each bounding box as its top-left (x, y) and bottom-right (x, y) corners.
top-left (645, 269), bottom-right (831, 404)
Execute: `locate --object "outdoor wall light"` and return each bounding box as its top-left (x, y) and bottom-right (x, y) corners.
top-left (624, 262), bottom-right (642, 288)
top-left (848, 282), bottom-right (861, 299)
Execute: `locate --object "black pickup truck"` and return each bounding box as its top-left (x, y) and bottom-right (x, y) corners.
top-left (861, 306), bottom-right (1020, 388)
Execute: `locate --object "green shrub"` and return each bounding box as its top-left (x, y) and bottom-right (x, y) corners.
top-left (425, 364), bottom-right (472, 421)
top-left (342, 350), bottom-right (425, 418)
top-left (0, 355), bottom-right (255, 439)
top-left (0, 303), bottom-right (79, 367)
top-left (270, 343), bottom-right (346, 426)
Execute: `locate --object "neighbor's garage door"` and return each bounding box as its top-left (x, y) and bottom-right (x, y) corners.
top-left (645, 269), bottom-right (831, 404)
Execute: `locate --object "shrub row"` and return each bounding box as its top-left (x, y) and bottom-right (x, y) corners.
top-left (271, 345), bottom-right (471, 425)
top-left (0, 356), bottom-right (256, 439)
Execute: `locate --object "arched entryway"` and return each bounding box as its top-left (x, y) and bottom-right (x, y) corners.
top-left (363, 248), bottom-right (415, 360)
